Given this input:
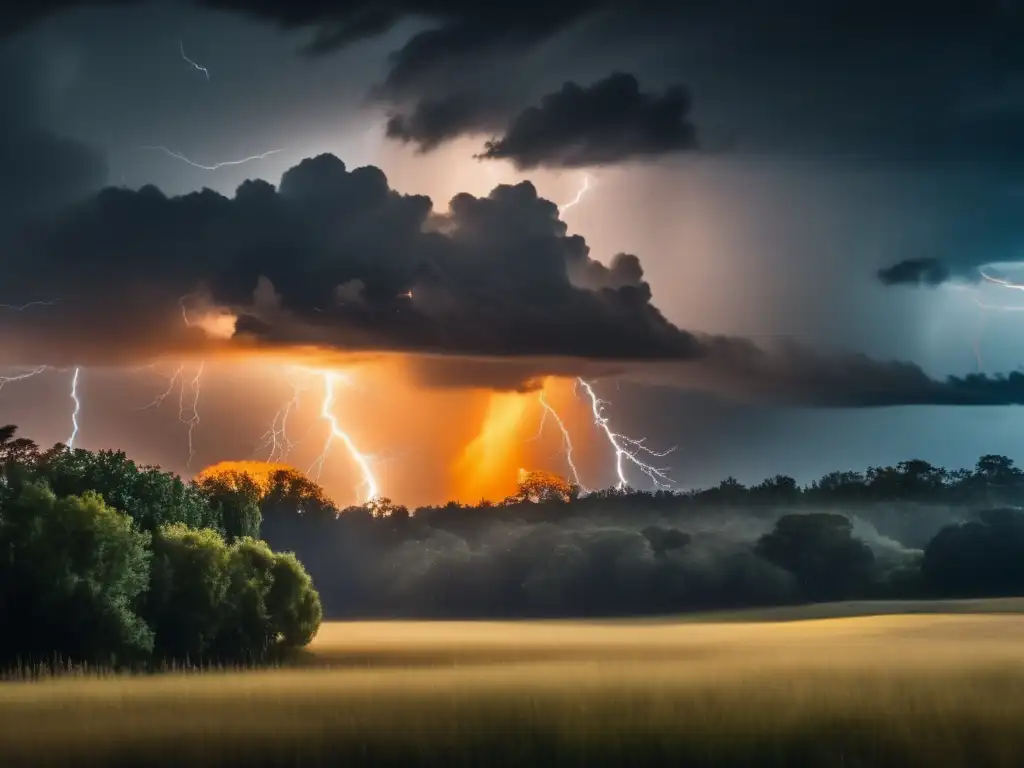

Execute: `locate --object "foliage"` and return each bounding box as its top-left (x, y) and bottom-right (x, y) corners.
top-left (923, 508), bottom-right (1024, 597)
top-left (32, 445), bottom-right (220, 532)
top-left (511, 470), bottom-right (579, 504)
top-left (149, 527), bottom-right (321, 663)
top-left (147, 524), bottom-right (231, 661)
top-left (194, 470), bottom-right (262, 542)
top-left (755, 514), bottom-right (876, 601)
top-left (0, 481), bottom-right (153, 666)
top-left (0, 427), bottom-right (322, 668)
top-left (214, 537), bottom-right (322, 662)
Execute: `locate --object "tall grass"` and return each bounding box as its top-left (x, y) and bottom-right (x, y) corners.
top-left (4, 608), bottom-right (1024, 766)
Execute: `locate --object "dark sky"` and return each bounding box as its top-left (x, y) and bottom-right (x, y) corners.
top-left (2, 1), bottom-right (1024, 506)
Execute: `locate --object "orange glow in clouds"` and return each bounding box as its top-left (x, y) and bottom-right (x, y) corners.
top-left (453, 389), bottom-right (535, 503)
top-left (177, 353), bottom-right (587, 507)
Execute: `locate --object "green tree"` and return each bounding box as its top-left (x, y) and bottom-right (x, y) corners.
top-left (213, 537), bottom-right (323, 662)
top-left (266, 551), bottom-right (322, 647)
top-left (195, 471), bottom-right (262, 542)
top-left (0, 482), bottom-right (153, 665)
top-left (147, 524), bottom-right (231, 662)
top-left (35, 447), bottom-right (219, 532)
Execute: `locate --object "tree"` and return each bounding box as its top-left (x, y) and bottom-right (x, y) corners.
top-left (34, 448), bottom-right (219, 532)
top-left (147, 524), bottom-right (231, 662)
top-left (922, 508), bottom-right (1024, 597)
top-left (0, 482), bottom-right (153, 666)
top-left (212, 537), bottom-right (323, 662)
top-left (195, 471), bottom-right (262, 542)
top-left (263, 467), bottom-right (337, 521)
top-left (755, 513), bottom-right (875, 601)
top-left (751, 475), bottom-right (800, 506)
top-left (366, 496), bottom-right (410, 520)
top-left (0, 424), bottom-right (39, 471)
top-left (640, 525), bottom-right (691, 558)
top-left (512, 470), bottom-right (578, 504)
top-left (266, 552), bottom-right (322, 647)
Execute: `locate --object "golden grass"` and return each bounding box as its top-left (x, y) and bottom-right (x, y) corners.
top-left (5, 601), bottom-right (1024, 766)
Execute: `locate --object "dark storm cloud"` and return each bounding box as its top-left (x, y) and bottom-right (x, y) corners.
top-left (7, 153), bottom-right (1024, 408)
top-left (384, 74), bottom-right (699, 166)
top-left (384, 92), bottom-right (498, 153)
top-left (875, 193), bottom-right (1024, 287)
top-left (10, 1), bottom-right (1024, 170)
top-left (0, 154), bottom-right (699, 368)
top-left (0, 52), bottom-right (107, 237)
top-left (876, 258), bottom-right (953, 287)
top-left (476, 73), bottom-right (698, 170)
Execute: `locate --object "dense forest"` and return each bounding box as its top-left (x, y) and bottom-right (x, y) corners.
top-left (4, 423), bottom-right (1024, 666)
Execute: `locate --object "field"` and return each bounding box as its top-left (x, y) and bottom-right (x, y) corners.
top-left (5, 600), bottom-right (1024, 767)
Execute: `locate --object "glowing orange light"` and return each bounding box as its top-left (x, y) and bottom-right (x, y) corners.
top-left (453, 390), bottom-right (532, 502)
top-left (195, 459), bottom-right (298, 494)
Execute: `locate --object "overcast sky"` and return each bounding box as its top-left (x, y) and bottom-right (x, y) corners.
top-left (2, 1), bottom-right (1024, 506)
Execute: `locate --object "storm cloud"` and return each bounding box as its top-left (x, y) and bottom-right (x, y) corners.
top-left (476, 73), bottom-right (699, 169)
top-left (385, 92), bottom-right (500, 153)
top-left (4, 153), bottom-right (1024, 407)
top-left (877, 258), bottom-right (954, 288)
top-left (386, 74), bottom-right (700, 168)
top-left (0, 52), bottom-right (107, 235)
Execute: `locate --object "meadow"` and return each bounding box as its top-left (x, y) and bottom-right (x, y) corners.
top-left (4, 600), bottom-right (1024, 767)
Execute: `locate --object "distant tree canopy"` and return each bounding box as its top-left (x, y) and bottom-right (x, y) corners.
top-left (193, 443), bottom-right (1024, 617)
top-left (0, 427), bottom-right (322, 669)
top-left (7, 423), bottom-right (1024, 634)
top-left (755, 514), bottom-right (875, 601)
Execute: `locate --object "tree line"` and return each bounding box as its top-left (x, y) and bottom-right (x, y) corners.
top-left (6, 422), bottom-right (1024, 665)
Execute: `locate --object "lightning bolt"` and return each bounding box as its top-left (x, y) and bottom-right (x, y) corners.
top-left (139, 363), bottom-right (185, 410)
top-left (558, 174), bottom-right (593, 215)
top-left (537, 391), bottom-right (586, 491)
top-left (0, 366), bottom-right (49, 396)
top-left (576, 378), bottom-right (674, 490)
top-left (971, 268), bottom-right (1024, 371)
top-left (142, 145), bottom-right (283, 171)
top-left (178, 362), bottom-right (204, 467)
top-left (259, 376), bottom-right (306, 462)
top-left (179, 40), bottom-right (210, 81)
top-left (980, 269), bottom-right (1024, 293)
top-left (307, 370), bottom-right (379, 504)
top-left (0, 301), bottom-right (82, 448)
top-left (67, 368), bottom-right (81, 449)
top-left (0, 299), bottom-right (60, 310)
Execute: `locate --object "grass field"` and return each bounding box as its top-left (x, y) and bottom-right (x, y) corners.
top-left (5, 599), bottom-right (1024, 766)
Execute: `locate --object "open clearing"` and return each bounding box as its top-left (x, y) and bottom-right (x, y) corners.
top-left (5, 600), bottom-right (1024, 767)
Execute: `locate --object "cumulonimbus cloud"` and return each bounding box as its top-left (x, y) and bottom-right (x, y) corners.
top-left (5, 153), bottom-right (1024, 408)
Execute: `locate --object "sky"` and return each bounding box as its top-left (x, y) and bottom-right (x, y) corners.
top-left (2, 0), bottom-right (1024, 507)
